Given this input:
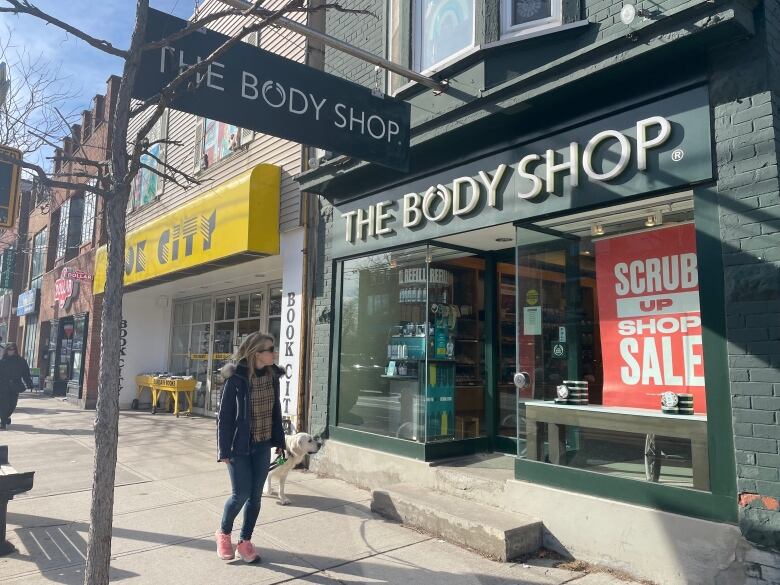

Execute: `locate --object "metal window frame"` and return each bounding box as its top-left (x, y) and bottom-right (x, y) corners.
top-left (500, 0), bottom-right (563, 38)
top-left (413, 0), bottom-right (477, 74)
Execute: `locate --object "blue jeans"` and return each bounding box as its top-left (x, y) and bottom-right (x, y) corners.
top-left (220, 440), bottom-right (271, 541)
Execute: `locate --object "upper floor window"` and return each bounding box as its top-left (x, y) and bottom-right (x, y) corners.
top-left (81, 190), bottom-right (97, 246)
top-left (29, 228), bottom-right (47, 290)
top-left (130, 111), bottom-right (167, 212)
top-left (55, 197), bottom-right (84, 261)
top-left (56, 199), bottom-right (71, 259)
top-left (414, 0), bottom-right (475, 72)
top-left (193, 118), bottom-right (254, 171)
top-left (501, 0), bottom-right (562, 37)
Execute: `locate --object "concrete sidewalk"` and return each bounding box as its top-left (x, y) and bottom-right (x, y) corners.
top-left (0, 394), bottom-right (639, 584)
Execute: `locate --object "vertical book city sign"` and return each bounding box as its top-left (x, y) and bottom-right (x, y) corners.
top-left (134, 9), bottom-right (412, 171)
top-left (0, 145), bottom-right (21, 228)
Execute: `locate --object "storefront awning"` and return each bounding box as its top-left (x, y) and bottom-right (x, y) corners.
top-left (93, 164), bottom-right (280, 294)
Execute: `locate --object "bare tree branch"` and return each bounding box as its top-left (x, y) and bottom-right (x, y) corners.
top-left (50, 154), bottom-right (107, 168)
top-left (0, 0), bottom-right (128, 57)
top-left (128, 0), bottom-right (303, 155)
top-left (140, 162), bottom-right (196, 189)
top-left (0, 151), bottom-right (111, 196)
top-left (0, 32), bottom-right (80, 161)
top-left (141, 147), bottom-right (199, 185)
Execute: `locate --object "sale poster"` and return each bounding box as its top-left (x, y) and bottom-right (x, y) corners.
top-left (595, 224), bottom-right (707, 412)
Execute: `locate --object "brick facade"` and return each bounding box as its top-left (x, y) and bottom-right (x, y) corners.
top-left (18, 75), bottom-right (119, 409)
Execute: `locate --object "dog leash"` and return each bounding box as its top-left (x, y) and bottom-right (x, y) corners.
top-left (268, 453), bottom-right (287, 472)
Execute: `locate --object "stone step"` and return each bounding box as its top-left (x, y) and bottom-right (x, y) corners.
top-left (371, 483), bottom-right (542, 562)
top-left (433, 466), bottom-right (509, 509)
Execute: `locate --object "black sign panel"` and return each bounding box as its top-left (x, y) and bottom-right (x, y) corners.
top-left (135, 9), bottom-right (411, 171)
top-left (0, 146), bottom-right (20, 228)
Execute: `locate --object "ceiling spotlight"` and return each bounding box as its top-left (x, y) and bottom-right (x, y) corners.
top-left (591, 224), bottom-right (605, 236)
top-left (620, 3), bottom-right (637, 25)
top-left (621, 2), bottom-right (649, 25)
top-left (644, 211), bottom-right (663, 228)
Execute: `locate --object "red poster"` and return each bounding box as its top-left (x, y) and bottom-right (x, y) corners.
top-left (595, 224), bottom-right (706, 412)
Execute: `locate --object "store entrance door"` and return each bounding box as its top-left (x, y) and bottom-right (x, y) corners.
top-left (512, 224), bottom-right (592, 458)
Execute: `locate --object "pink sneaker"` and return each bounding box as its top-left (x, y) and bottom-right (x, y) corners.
top-left (236, 540), bottom-right (260, 563)
top-left (215, 530), bottom-right (234, 560)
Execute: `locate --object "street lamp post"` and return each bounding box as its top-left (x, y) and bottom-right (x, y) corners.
top-left (0, 62), bottom-right (9, 107)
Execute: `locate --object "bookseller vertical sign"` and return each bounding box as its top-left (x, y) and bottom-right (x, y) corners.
top-left (595, 224), bottom-right (707, 412)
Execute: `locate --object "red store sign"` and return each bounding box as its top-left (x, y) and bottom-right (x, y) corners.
top-left (595, 224), bottom-right (707, 413)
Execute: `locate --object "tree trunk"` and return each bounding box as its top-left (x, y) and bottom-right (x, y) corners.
top-left (84, 190), bottom-right (128, 585)
top-left (84, 3), bottom-right (148, 583)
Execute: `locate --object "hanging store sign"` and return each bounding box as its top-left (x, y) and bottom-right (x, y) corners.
top-left (93, 164), bottom-right (280, 293)
top-left (0, 292), bottom-right (11, 319)
top-left (0, 145), bottom-right (21, 228)
top-left (134, 9), bottom-right (411, 171)
top-left (16, 288), bottom-right (39, 316)
top-left (595, 224), bottom-right (706, 413)
top-left (331, 86), bottom-right (713, 257)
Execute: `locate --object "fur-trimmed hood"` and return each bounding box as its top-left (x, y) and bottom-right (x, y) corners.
top-left (220, 360), bottom-right (284, 380)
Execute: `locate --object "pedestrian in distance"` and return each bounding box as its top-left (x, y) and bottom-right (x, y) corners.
top-left (215, 332), bottom-right (286, 563)
top-left (0, 343), bottom-right (33, 429)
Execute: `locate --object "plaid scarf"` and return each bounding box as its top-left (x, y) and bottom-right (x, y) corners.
top-left (249, 371), bottom-right (275, 443)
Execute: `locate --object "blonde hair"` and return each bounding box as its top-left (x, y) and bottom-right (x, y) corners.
top-left (233, 332), bottom-right (275, 384)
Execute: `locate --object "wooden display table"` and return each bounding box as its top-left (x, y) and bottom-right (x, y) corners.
top-left (134, 375), bottom-right (156, 410)
top-left (524, 402), bottom-right (709, 490)
top-left (152, 377), bottom-right (196, 417)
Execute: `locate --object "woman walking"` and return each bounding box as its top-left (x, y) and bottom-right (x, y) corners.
top-left (215, 332), bottom-right (285, 562)
top-left (0, 343), bottom-right (33, 429)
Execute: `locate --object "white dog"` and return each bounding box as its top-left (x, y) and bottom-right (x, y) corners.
top-left (265, 432), bottom-right (321, 505)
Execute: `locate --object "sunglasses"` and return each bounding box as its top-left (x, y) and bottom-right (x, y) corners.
top-left (257, 346), bottom-right (275, 354)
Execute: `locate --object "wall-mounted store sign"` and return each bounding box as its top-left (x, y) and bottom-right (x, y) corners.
top-left (93, 164), bottom-right (280, 293)
top-left (331, 86), bottom-right (713, 258)
top-left (134, 9), bottom-right (411, 171)
top-left (55, 269), bottom-right (80, 310)
top-left (62, 268), bottom-right (93, 281)
top-left (16, 288), bottom-right (39, 316)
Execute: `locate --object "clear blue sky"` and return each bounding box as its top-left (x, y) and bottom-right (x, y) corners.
top-left (1, 1), bottom-right (195, 164)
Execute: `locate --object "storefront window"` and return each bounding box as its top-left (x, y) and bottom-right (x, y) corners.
top-left (337, 245), bottom-right (487, 442)
top-left (170, 288), bottom-right (276, 414)
top-left (268, 288), bottom-right (282, 348)
top-left (70, 315), bottom-right (87, 384)
top-left (515, 197), bottom-right (711, 490)
top-left (23, 316), bottom-right (38, 368)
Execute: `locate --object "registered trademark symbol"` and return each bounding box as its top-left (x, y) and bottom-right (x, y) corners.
top-left (671, 149), bottom-right (685, 162)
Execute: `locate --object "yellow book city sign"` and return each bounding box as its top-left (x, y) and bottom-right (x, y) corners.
top-left (94, 164), bottom-right (280, 293)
